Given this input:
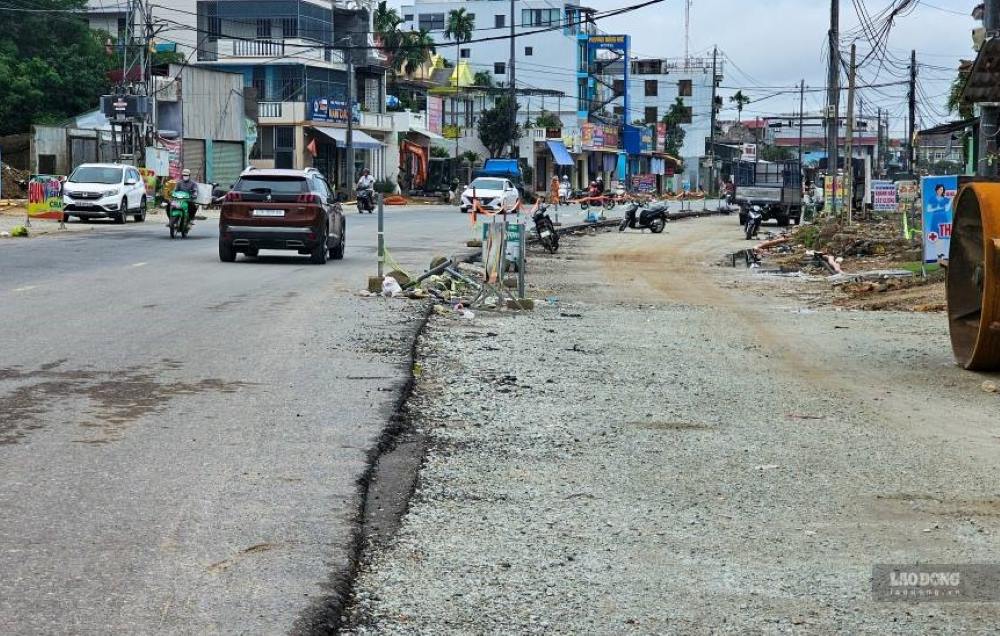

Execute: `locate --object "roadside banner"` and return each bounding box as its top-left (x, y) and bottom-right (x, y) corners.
top-left (27, 175), bottom-right (64, 219)
top-left (823, 173), bottom-right (847, 209)
top-left (630, 174), bottom-right (656, 193)
top-left (920, 175), bottom-right (957, 263)
top-left (138, 168), bottom-right (157, 197)
top-left (872, 180), bottom-right (897, 212)
top-left (896, 180), bottom-right (918, 211)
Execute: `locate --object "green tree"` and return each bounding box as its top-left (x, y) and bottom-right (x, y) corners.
top-left (0, 0), bottom-right (112, 136)
top-left (760, 145), bottom-right (793, 162)
top-left (398, 29), bottom-right (436, 77)
top-left (660, 97), bottom-right (688, 158)
top-left (473, 70), bottom-right (494, 89)
top-left (534, 110), bottom-right (561, 129)
top-left (729, 90), bottom-right (751, 120)
top-left (478, 95), bottom-right (521, 157)
top-left (947, 70), bottom-right (972, 120)
top-left (444, 8), bottom-right (474, 85)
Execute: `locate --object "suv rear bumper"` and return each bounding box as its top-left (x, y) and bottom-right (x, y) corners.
top-left (222, 224), bottom-right (322, 250)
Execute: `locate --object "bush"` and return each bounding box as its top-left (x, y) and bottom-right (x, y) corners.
top-left (374, 178), bottom-right (396, 194)
top-left (11, 225), bottom-right (29, 237)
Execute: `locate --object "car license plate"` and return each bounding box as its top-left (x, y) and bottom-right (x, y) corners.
top-left (539, 230), bottom-right (551, 238)
top-left (252, 209), bottom-right (284, 217)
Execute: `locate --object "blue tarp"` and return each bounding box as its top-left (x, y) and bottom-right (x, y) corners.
top-left (546, 140), bottom-right (574, 166)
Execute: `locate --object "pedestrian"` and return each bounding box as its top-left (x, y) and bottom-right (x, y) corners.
top-left (550, 175), bottom-right (560, 210)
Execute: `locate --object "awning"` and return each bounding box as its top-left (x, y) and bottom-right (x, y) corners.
top-left (546, 140), bottom-right (574, 166)
top-left (310, 126), bottom-right (383, 149)
top-left (410, 127), bottom-right (444, 140)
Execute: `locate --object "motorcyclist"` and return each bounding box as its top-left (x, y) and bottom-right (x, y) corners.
top-left (174, 168), bottom-right (198, 221)
top-left (356, 168), bottom-right (376, 212)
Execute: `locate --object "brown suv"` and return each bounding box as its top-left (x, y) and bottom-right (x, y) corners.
top-left (219, 168), bottom-right (345, 264)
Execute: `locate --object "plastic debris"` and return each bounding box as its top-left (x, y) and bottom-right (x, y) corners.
top-left (382, 276), bottom-right (403, 297)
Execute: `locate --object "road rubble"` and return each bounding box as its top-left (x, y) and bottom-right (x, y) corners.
top-left (343, 214), bottom-right (1000, 633)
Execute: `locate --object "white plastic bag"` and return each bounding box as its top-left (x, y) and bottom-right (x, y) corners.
top-left (382, 276), bottom-right (403, 297)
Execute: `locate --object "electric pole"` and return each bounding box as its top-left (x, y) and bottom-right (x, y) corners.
top-left (826, 0), bottom-right (840, 217)
top-left (907, 48), bottom-right (916, 174)
top-left (709, 45), bottom-right (718, 195)
top-left (844, 43), bottom-right (856, 224)
top-left (978, 1), bottom-right (1000, 176)
top-left (798, 79), bottom-right (805, 171)
top-left (508, 0), bottom-right (517, 158)
top-left (877, 106), bottom-right (883, 176)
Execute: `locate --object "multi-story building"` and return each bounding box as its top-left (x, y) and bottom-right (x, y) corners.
top-left (618, 56), bottom-right (722, 189)
top-left (85, 0), bottom-right (392, 192)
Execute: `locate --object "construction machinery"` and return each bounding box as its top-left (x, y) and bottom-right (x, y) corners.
top-left (947, 182), bottom-right (1000, 370)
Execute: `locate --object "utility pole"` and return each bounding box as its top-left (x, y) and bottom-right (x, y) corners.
top-left (907, 48), bottom-right (916, 174)
top-left (826, 0), bottom-right (840, 217)
top-left (508, 0), bottom-right (517, 158)
top-left (978, 1), bottom-right (1000, 176)
top-left (347, 53), bottom-right (355, 190)
top-left (709, 45), bottom-right (718, 195)
top-left (797, 79), bottom-right (805, 171)
top-left (877, 106), bottom-right (883, 176)
top-left (844, 43), bottom-right (856, 224)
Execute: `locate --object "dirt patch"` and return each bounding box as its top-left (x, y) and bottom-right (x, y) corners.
top-left (0, 359), bottom-right (250, 445)
top-left (835, 276), bottom-right (946, 312)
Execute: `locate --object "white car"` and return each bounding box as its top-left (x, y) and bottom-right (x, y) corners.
top-left (62, 163), bottom-right (148, 223)
top-left (459, 177), bottom-right (520, 213)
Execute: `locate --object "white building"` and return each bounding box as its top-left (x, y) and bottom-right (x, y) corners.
top-left (619, 56), bottom-right (722, 188)
top-left (399, 0), bottom-right (593, 137)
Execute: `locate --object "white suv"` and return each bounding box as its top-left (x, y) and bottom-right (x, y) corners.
top-left (62, 163), bottom-right (148, 223)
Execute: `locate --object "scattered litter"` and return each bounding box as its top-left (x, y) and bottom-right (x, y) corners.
top-left (0, 231), bottom-right (10, 238)
top-left (560, 312), bottom-right (583, 318)
top-left (381, 276), bottom-right (403, 297)
top-left (755, 464), bottom-right (780, 471)
top-left (983, 381), bottom-right (999, 394)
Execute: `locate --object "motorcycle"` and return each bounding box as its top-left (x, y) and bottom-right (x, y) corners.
top-left (744, 204), bottom-right (763, 240)
top-left (618, 200), bottom-right (668, 233)
top-left (166, 189), bottom-right (193, 239)
top-left (357, 188), bottom-right (375, 214)
top-left (533, 203), bottom-right (559, 253)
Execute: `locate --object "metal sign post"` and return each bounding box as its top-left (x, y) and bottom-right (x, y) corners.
top-left (377, 193), bottom-right (385, 278)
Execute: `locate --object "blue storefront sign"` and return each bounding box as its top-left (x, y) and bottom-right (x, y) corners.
top-left (309, 98), bottom-right (360, 124)
top-left (920, 175), bottom-right (957, 264)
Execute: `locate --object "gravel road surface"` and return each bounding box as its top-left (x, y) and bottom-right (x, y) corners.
top-left (346, 214), bottom-right (1000, 633)
top-left (0, 206), bottom-right (469, 634)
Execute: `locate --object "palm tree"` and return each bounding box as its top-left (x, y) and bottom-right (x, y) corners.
top-left (730, 90), bottom-right (751, 121)
top-left (399, 29), bottom-right (436, 77)
top-left (445, 9), bottom-right (475, 160)
top-left (374, 2), bottom-right (404, 89)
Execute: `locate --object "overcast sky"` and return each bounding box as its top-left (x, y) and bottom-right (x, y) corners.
top-left (395, 0), bottom-right (973, 137)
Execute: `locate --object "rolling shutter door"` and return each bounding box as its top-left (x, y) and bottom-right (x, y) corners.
top-left (182, 139), bottom-right (205, 181)
top-left (212, 141), bottom-right (244, 189)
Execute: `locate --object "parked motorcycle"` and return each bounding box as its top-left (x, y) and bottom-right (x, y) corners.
top-left (166, 189), bottom-right (193, 239)
top-left (618, 200), bottom-right (668, 233)
top-left (744, 204), bottom-right (763, 240)
top-left (357, 188), bottom-right (375, 214)
top-left (533, 203), bottom-right (559, 253)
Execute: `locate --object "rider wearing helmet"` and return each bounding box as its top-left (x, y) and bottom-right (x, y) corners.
top-left (174, 168), bottom-right (199, 219)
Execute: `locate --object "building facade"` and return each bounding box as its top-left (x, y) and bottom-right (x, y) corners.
top-left (86, 0), bottom-right (391, 192)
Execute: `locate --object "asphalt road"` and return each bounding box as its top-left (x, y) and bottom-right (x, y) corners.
top-left (0, 205), bottom-right (470, 634)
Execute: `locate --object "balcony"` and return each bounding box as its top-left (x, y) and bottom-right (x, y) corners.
top-left (258, 101), bottom-right (306, 124)
top-left (360, 111), bottom-right (392, 131)
top-left (204, 38), bottom-right (345, 68)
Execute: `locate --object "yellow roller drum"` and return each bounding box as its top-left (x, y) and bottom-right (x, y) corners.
top-left (948, 182), bottom-right (1000, 370)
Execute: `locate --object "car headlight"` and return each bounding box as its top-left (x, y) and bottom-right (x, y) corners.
top-left (102, 189), bottom-right (120, 198)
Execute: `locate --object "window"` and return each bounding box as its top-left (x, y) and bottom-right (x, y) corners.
top-left (460, 48), bottom-right (470, 58)
top-left (612, 79), bottom-right (624, 96)
top-left (645, 106), bottom-right (658, 124)
top-left (418, 13), bottom-right (445, 31)
top-left (494, 62), bottom-right (506, 75)
top-left (116, 17), bottom-right (127, 43)
top-left (644, 80), bottom-right (657, 97)
top-left (281, 17), bottom-right (298, 38)
top-left (252, 67), bottom-right (267, 101)
top-left (256, 18), bottom-right (272, 39)
top-left (207, 16), bottom-right (221, 41)
top-left (524, 46), bottom-right (533, 56)
top-left (403, 13), bottom-right (413, 21)
top-left (494, 14), bottom-right (505, 28)
top-left (678, 79), bottom-right (692, 96)
top-left (521, 8), bottom-right (561, 26)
